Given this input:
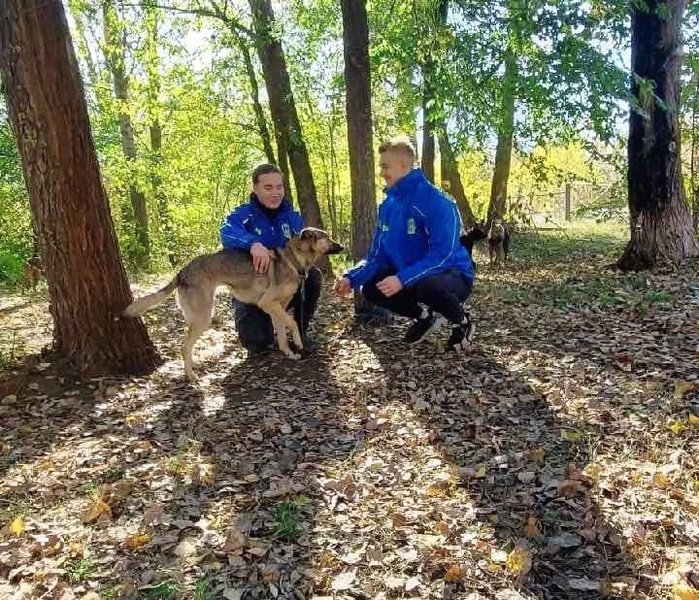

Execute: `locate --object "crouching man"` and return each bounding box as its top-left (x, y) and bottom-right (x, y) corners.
top-left (220, 163), bottom-right (321, 354)
top-left (334, 136), bottom-right (475, 350)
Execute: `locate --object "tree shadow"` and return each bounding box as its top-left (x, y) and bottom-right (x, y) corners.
top-left (350, 319), bottom-right (660, 599)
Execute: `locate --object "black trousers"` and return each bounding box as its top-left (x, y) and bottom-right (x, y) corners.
top-left (233, 266), bottom-right (322, 351)
top-left (361, 269), bottom-right (472, 324)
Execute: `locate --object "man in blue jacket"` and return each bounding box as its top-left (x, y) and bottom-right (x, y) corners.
top-left (220, 163), bottom-right (321, 354)
top-left (335, 136), bottom-right (475, 351)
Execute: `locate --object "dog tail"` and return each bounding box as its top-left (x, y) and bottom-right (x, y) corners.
top-left (122, 276), bottom-right (179, 318)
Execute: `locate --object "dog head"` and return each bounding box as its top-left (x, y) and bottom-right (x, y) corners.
top-left (488, 220), bottom-right (506, 239)
top-left (293, 227), bottom-right (344, 258)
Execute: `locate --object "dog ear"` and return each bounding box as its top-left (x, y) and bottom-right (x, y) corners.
top-left (299, 227), bottom-right (321, 241)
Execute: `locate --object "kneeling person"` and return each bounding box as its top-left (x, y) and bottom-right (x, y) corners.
top-left (220, 163), bottom-right (321, 354)
top-left (335, 136), bottom-right (475, 350)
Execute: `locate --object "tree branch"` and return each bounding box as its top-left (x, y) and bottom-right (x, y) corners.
top-left (117, 1), bottom-right (253, 36)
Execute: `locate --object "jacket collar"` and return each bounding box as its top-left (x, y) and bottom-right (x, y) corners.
top-left (250, 193), bottom-right (291, 220)
top-left (387, 168), bottom-right (427, 198)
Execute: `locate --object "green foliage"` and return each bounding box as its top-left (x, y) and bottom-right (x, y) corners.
top-left (140, 580), bottom-right (180, 600)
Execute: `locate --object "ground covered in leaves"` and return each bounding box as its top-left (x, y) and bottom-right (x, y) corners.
top-left (1, 223), bottom-right (699, 600)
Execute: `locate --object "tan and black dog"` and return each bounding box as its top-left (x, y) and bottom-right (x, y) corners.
top-left (122, 227), bottom-right (342, 380)
top-left (488, 220), bottom-right (510, 266)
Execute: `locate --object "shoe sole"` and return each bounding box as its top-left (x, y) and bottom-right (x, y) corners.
top-left (407, 316), bottom-right (444, 345)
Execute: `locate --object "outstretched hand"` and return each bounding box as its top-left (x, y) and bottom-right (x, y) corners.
top-left (334, 277), bottom-right (352, 298)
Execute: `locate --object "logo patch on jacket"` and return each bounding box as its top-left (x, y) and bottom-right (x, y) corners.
top-left (282, 223), bottom-right (291, 239)
top-left (407, 218), bottom-right (416, 235)
top-left (254, 227), bottom-right (262, 235)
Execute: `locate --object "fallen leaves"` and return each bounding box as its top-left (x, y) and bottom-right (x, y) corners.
top-left (1, 230), bottom-right (698, 599)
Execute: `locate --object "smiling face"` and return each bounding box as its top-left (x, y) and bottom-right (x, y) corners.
top-left (253, 172), bottom-right (285, 209)
top-left (379, 148), bottom-right (413, 189)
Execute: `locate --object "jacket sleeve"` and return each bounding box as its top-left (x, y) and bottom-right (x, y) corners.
top-left (396, 193), bottom-right (463, 287)
top-left (291, 211), bottom-right (305, 234)
top-left (344, 212), bottom-right (391, 289)
top-left (220, 206), bottom-right (257, 250)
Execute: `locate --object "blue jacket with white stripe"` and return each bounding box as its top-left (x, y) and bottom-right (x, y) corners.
top-left (345, 168), bottom-right (474, 289)
top-left (220, 195), bottom-right (304, 250)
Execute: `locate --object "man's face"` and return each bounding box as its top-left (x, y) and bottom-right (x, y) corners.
top-left (379, 149), bottom-right (412, 189)
top-left (254, 172), bottom-right (285, 209)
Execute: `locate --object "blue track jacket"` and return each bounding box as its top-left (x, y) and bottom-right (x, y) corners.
top-left (220, 195), bottom-right (304, 250)
top-left (345, 168), bottom-right (474, 289)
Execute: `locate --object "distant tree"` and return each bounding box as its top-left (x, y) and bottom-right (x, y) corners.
top-left (0, 0), bottom-right (160, 375)
top-left (102, 0), bottom-right (150, 268)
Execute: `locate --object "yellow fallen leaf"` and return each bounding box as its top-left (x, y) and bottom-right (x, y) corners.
top-left (689, 414), bottom-right (699, 426)
top-left (81, 500), bottom-right (112, 524)
top-left (124, 533), bottom-right (152, 550)
top-left (668, 420), bottom-right (687, 435)
top-left (652, 472), bottom-right (670, 489)
top-left (674, 381), bottom-right (696, 400)
top-left (561, 429), bottom-right (583, 442)
top-left (475, 464), bottom-right (487, 478)
top-left (671, 583), bottom-right (699, 600)
top-left (506, 545), bottom-right (533, 576)
top-left (9, 516), bottom-right (25, 536)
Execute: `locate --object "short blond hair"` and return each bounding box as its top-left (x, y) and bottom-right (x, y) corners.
top-left (379, 135), bottom-right (416, 161)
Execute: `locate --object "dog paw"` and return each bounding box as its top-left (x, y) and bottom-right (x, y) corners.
top-left (287, 352), bottom-right (302, 360)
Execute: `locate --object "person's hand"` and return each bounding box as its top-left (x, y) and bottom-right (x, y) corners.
top-left (376, 275), bottom-right (403, 297)
top-left (334, 277), bottom-right (352, 298)
top-left (250, 242), bottom-right (273, 273)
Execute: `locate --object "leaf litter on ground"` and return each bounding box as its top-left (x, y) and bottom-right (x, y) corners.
top-left (1, 224), bottom-right (698, 599)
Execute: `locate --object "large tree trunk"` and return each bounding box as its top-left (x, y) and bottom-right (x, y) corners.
top-left (618, 0), bottom-right (699, 271)
top-left (438, 123), bottom-right (477, 228)
top-left (486, 48), bottom-right (517, 226)
top-left (248, 0), bottom-right (322, 230)
top-left (102, 0), bottom-right (150, 269)
top-left (0, 0), bottom-right (160, 375)
top-left (341, 0), bottom-right (377, 315)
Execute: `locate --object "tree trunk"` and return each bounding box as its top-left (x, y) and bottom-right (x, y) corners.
top-left (618, 0), bottom-right (699, 270)
top-left (341, 0), bottom-right (377, 314)
top-left (233, 29), bottom-right (277, 164)
top-left (421, 90), bottom-right (435, 182)
top-left (248, 0), bottom-right (322, 230)
top-left (144, 4), bottom-right (177, 267)
top-left (102, 0), bottom-right (150, 268)
top-left (438, 123), bottom-right (477, 228)
top-left (0, 0), bottom-right (160, 375)
top-left (486, 48), bottom-right (517, 226)
top-left (690, 67), bottom-right (699, 232)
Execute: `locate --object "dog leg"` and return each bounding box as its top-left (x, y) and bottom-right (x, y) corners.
top-left (258, 300), bottom-right (301, 360)
top-left (282, 310), bottom-right (304, 352)
top-left (181, 318), bottom-right (210, 380)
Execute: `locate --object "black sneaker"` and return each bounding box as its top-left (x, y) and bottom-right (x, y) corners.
top-left (446, 317), bottom-right (476, 351)
top-left (301, 335), bottom-right (321, 351)
top-left (404, 310), bottom-right (440, 344)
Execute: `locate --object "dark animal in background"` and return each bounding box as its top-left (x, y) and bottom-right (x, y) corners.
top-left (459, 226), bottom-right (487, 258)
top-left (460, 226), bottom-right (487, 270)
top-left (488, 220), bottom-right (510, 266)
top-left (22, 256), bottom-right (43, 291)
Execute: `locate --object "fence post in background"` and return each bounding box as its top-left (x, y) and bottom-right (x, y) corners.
top-left (564, 182), bottom-right (572, 221)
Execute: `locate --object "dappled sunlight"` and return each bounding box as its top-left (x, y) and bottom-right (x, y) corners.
top-left (1, 225), bottom-right (698, 598)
